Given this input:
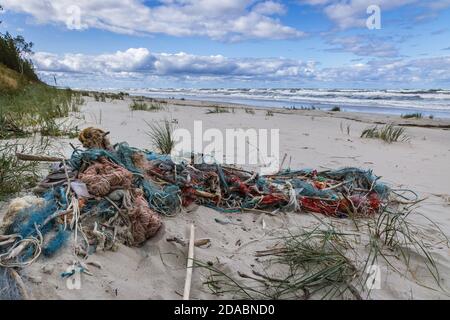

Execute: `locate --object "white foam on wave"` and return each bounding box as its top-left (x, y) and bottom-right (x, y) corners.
top-left (126, 88), bottom-right (450, 115)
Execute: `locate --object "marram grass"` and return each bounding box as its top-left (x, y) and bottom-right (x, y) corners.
top-left (145, 119), bottom-right (176, 155)
top-left (361, 124), bottom-right (409, 143)
top-left (195, 209), bottom-right (446, 300)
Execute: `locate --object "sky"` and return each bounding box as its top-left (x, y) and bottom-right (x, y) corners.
top-left (1, 0), bottom-right (450, 89)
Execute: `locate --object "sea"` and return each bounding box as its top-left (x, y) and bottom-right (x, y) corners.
top-left (122, 88), bottom-right (450, 118)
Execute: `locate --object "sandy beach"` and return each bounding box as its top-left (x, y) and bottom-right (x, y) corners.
top-left (1, 95), bottom-right (449, 300)
top-left (3, 0), bottom-right (450, 307)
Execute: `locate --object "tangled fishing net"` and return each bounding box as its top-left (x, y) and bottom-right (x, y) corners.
top-left (1, 127), bottom-right (413, 298)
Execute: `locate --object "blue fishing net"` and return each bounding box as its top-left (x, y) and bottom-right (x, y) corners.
top-left (270, 167), bottom-right (389, 200)
top-left (320, 168), bottom-right (390, 198)
top-left (289, 179), bottom-right (337, 200)
top-left (142, 180), bottom-right (180, 215)
top-left (146, 151), bottom-right (172, 162)
top-left (43, 227), bottom-right (71, 257)
top-left (8, 190), bottom-right (58, 238)
top-left (3, 188), bottom-right (71, 262)
top-left (276, 168), bottom-right (315, 176)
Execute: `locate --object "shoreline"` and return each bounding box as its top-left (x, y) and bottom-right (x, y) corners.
top-left (123, 88), bottom-right (450, 119)
top-left (128, 94), bottom-right (450, 129)
top-left (72, 88), bottom-right (450, 126)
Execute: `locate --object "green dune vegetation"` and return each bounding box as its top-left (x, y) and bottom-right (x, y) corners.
top-left (0, 7), bottom-right (85, 199)
top-left (1, 7), bottom-right (81, 137)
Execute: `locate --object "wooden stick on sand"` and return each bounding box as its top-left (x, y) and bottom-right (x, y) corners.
top-left (183, 224), bottom-right (195, 300)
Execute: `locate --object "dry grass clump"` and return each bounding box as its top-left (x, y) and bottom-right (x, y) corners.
top-left (206, 106), bottom-right (230, 114)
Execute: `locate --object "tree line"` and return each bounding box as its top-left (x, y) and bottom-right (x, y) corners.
top-left (0, 5), bottom-right (39, 81)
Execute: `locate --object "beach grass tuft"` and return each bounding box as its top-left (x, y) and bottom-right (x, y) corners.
top-left (196, 206), bottom-right (446, 300)
top-left (130, 99), bottom-right (164, 112)
top-left (401, 113), bottom-right (423, 119)
top-left (361, 124), bottom-right (409, 143)
top-left (206, 106), bottom-right (230, 114)
top-left (363, 208), bottom-right (445, 293)
top-left (285, 106), bottom-right (318, 111)
top-left (145, 119), bottom-right (176, 155)
top-left (196, 225), bottom-right (361, 300)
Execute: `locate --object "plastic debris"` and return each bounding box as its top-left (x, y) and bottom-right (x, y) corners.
top-left (0, 128), bottom-right (402, 275)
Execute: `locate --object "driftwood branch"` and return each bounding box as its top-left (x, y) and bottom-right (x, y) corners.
top-left (16, 153), bottom-right (63, 162)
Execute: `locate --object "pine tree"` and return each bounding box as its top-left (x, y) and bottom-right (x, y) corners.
top-left (0, 5), bottom-right (39, 81)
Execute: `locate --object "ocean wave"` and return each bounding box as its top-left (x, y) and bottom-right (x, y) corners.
top-left (125, 88), bottom-right (450, 117)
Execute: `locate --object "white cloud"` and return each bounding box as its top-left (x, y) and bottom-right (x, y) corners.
top-left (33, 48), bottom-right (316, 80)
top-left (32, 47), bottom-right (450, 87)
top-left (1, 0), bottom-right (304, 40)
top-left (253, 1), bottom-right (287, 15)
top-left (299, 0), bottom-right (418, 29)
top-left (326, 35), bottom-right (399, 58)
top-left (33, 48), bottom-right (155, 74)
top-left (425, 0), bottom-right (450, 10)
top-left (299, 0), bottom-right (332, 5)
top-left (319, 56), bottom-right (450, 84)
